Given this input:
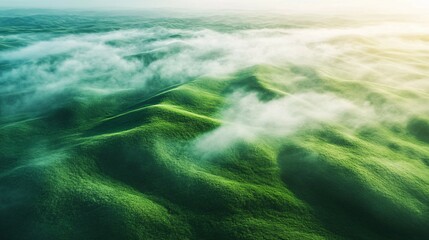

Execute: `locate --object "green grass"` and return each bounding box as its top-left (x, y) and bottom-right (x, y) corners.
top-left (1, 64), bottom-right (429, 240)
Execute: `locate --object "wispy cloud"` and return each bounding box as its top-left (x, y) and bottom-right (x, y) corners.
top-left (194, 92), bottom-right (374, 154)
top-left (1, 16), bottom-right (428, 117)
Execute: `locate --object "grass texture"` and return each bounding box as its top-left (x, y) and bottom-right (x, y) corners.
top-left (1, 12), bottom-right (429, 240)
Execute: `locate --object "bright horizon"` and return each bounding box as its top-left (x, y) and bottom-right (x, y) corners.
top-left (0, 0), bottom-right (428, 14)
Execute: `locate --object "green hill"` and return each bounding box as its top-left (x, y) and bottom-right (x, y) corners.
top-left (1, 64), bottom-right (429, 239)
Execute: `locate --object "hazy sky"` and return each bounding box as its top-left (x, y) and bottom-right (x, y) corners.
top-left (0, 0), bottom-right (427, 13)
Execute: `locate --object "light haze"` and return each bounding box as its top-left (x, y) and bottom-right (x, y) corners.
top-left (0, 0), bottom-right (427, 14)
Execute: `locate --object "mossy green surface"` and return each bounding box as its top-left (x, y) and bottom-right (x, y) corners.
top-left (1, 63), bottom-right (429, 240)
top-left (1, 11), bottom-right (429, 240)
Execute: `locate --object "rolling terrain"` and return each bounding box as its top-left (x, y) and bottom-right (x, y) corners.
top-left (1, 10), bottom-right (429, 240)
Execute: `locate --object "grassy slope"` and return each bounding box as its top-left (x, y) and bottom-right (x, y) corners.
top-left (1, 65), bottom-right (429, 240)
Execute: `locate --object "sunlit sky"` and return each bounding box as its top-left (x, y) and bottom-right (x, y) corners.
top-left (0, 0), bottom-right (428, 14)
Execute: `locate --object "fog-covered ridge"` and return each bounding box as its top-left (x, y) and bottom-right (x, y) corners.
top-left (1, 13), bottom-right (428, 118)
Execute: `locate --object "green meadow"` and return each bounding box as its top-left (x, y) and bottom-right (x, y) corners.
top-left (1, 10), bottom-right (429, 240)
